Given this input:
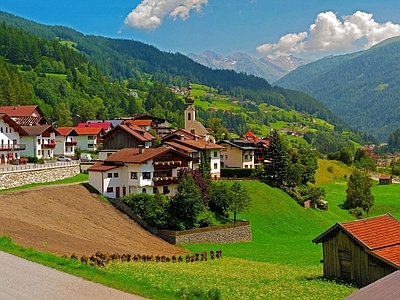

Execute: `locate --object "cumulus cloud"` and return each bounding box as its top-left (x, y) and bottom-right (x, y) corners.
top-left (124, 0), bottom-right (208, 30)
top-left (257, 11), bottom-right (400, 58)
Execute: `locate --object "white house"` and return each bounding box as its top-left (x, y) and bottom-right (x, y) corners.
top-left (54, 127), bottom-right (79, 156)
top-left (0, 113), bottom-right (28, 164)
top-left (20, 125), bottom-right (59, 159)
top-left (218, 140), bottom-right (258, 169)
top-left (88, 147), bottom-right (194, 198)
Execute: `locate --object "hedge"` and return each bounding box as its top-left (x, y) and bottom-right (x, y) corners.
top-left (220, 168), bottom-right (253, 178)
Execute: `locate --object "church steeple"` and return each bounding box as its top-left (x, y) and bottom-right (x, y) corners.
top-left (184, 80), bottom-right (195, 131)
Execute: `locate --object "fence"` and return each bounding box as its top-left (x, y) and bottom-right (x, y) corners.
top-left (0, 160), bottom-right (80, 174)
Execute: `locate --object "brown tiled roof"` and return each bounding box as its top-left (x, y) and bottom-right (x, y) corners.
top-left (0, 113), bottom-right (29, 136)
top-left (162, 129), bottom-right (200, 141)
top-left (174, 139), bottom-right (225, 150)
top-left (21, 125), bottom-right (59, 136)
top-left (14, 116), bottom-right (46, 126)
top-left (105, 124), bottom-right (155, 142)
top-left (0, 105), bottom-right (39, 117)
top-left (100, 147), bottom-right (194, 165)
top-left (314, 214), bottom-right (400, 268)
top-left (77, 122), bottom-right (113, 130)
top-left (87, 161), bottom-right (118, 172)
top-left (164, 141), bottom-right (197, 153)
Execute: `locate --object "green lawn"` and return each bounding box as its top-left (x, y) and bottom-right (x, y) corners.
top-left (9, 162), bottom-right (400, 299)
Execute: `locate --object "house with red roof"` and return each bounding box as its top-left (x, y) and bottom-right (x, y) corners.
top-left (77, 121), bottom-right (113, 132)
top-left (73, 127), bottom-right (105, 151)
top-left (54, 127), bottom-right (79, 156)
top-left (88, 147), bottom-right (193, 198)
top-left (313, 214), bottom-right (400, 286)
top-left (0, 105), bottom-right (49, 126)
top-left (0, 113), bottom-right (29, 164)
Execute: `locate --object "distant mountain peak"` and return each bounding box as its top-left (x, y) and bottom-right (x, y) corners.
top-left (187, 51), bottom-right (312, 83)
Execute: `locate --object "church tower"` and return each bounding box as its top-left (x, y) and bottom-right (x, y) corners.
top-left (184, 82), bottom-right (196, 131)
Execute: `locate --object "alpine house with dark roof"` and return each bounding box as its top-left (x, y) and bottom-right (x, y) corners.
top-left (88, 147), bottom-right (193, 198)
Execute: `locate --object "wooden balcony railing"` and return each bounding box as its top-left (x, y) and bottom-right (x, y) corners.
top-left (0, 144), bottom-right (26, 151)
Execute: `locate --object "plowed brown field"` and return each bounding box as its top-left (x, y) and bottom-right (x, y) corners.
top-left (0, 184), bottom-right (187, 257)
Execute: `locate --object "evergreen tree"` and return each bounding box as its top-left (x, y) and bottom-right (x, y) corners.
top-left (344, 169), bottom-right (374, 214)
top-left (198, 150), bottom-right (212, 184)
top-left (168, 173), bottom-right (204, 230)
top-left (263, 129), bottom-right (288, 186)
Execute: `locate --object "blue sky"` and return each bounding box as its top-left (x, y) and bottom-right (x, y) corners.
top-left (1, 1), bottom-right (400, 59)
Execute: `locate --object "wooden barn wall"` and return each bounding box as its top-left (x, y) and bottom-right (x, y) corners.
top-left (103, 130), bottom-right (142, 149)
top-left (322, 229), bottom-right (396, 286)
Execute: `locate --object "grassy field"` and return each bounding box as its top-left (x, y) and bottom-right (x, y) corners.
top-left (7, 161), bottom-right (400, 299)
top-left (0, 166), bottom-right (362, 299)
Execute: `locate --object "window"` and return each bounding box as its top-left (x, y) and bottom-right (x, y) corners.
top-left (37, 139), bottom-right (40, 145)
top-left (0, 127), bottom-right (2, 133)
top-left (225, 155), bottom-right (228, 159)
top-left (214, 163), bottom-right (218, 169)
top-left (87, 135), bottom-right (95, 140)
top-left (107, 173), bottom-right (112, 178)
top-left (153, 187), bottom-right (158, 194)
top-left (190, 129), bottom-right (195, 134)
top-left (38, 150), bottom-right (41, 155)
top-left (88, 144), bottom-right (94, 148)
top-left (187, 112), bottom-right (191, 121)
top-left (131, 172), bottom-right (138, 179)
top-left (107, 153), bottom-right (112, 157)
top-left (142, 188), bottom-right (147, 193)
top-left (143, 172), bottom-right (151, 179)
top-left (106, 187), bottom-right (113, 193)
top-left (213, 151), bottom-right (217, 157)
top-left (244, 155), bottom-right (249, 160)
top-left (163, 186), bottom-right (170, 194)
top-left (220, 155), bottom-right (223, 159)
top-left (114, 173), bottom-right (119, 178)
top-left (245, 165), bottom-right (248, 169)
top-left (5, 127), bottom-right (7, 133)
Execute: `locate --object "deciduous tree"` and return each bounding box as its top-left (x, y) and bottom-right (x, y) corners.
top-left (344, 169), bottom-right (374, 214)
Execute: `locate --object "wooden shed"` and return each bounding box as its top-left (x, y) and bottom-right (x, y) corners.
top-left (313, 214), bottom-right (400, 286)
top-left (379, 175), bottom-right (392, 185)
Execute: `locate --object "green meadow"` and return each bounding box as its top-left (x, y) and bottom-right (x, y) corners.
top-left (3, 162), bottom-right (400, 299)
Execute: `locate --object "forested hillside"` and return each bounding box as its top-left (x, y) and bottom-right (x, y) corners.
top-left (276, 36), bottom-right (400, 142)
top-left (0, 10), bottom-right (374, 151)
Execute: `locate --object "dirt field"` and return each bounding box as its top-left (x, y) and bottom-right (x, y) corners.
top-left (0, 184), bottom-right (187, 257)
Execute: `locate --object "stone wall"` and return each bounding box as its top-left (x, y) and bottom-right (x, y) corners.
top-left (158, 222), bottom-right (252, 244)
top-left (107, 197), bottom-right (252, 244)
top-left (0, 165), bottom-right (80, 189)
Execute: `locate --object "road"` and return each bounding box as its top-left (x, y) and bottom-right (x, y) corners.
top-left (0, 251), bottom-right (150, 300)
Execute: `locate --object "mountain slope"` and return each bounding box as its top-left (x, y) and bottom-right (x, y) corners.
top-left (276, 36), bottom-right (400, 141)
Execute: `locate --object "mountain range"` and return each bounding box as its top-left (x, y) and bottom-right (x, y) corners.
top-left (187, 51), bottom-right (312, 83)
top-left (275, 36), bottom-right (400, 142)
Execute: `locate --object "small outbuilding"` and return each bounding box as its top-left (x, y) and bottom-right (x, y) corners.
top-left (313, 214), bottom-right (400, 286)
top-left (379, 175), bottom-right (392, 185)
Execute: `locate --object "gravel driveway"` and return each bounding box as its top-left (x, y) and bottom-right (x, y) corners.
top-left (0, 251), bottom-right (150, 300)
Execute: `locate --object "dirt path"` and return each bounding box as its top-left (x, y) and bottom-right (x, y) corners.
top-left (0, 184), bottom-right (187, 257)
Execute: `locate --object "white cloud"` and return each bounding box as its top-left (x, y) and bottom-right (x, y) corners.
top-left (257, 11), bottom-right (400, 58)
top-left (124, 0), bottom-right (208, 30)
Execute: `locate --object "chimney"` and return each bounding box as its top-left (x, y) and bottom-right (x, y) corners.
top-left (138, 145), bottom-right (144, 154)
top-left (180, 134), bottom-right (185, 141)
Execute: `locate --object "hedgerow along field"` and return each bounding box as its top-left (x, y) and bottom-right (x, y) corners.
top-left (1, 161), bottom-right (366, 300)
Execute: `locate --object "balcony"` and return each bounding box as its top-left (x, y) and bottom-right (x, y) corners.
top-left (65, 140), bottom-right (78, 146)
top-left (0, 144), bottom-right (26, 151)
top-left (153, 161), bottom-right (182, 169)
top-left (153, 176), bottom-right (179, 186)
top-left (42, 141), bottom-right (56, 149)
